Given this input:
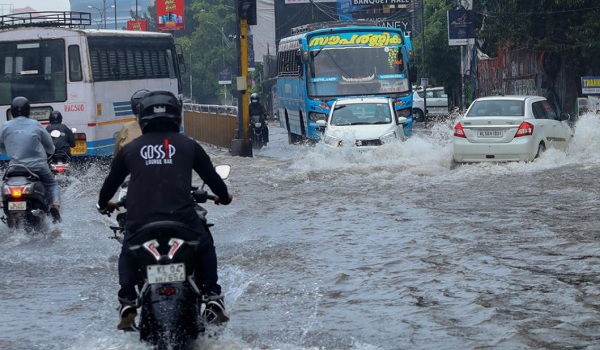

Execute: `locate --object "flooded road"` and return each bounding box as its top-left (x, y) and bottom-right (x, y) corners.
top-left (2, 114), bottom-right (600, 349)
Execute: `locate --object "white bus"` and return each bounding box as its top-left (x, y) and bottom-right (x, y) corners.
top-left (0, 11), bottom-right (183, 158)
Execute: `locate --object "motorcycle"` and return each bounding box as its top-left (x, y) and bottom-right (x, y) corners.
top-left (1, 164), bottom-right (50, 232)
top-left (107, 165), bottom-right (231, 350)
top-left (250, 115), bottom-right (267, 149)
top-left (48, 151), bottom-right (71, 175)
top-left (48, 129), bottom-right (75, 185)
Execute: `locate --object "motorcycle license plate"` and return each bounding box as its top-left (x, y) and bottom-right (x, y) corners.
top-left (8, 201), bottom-right (26, 211)
top-left (147, 263), bottom-right (185, 284)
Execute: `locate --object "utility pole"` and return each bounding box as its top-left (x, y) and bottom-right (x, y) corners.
top-left (231, 0), bottom-right (257, 157)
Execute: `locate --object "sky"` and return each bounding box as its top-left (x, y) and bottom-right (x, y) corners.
top-left (6, 0), bottom-right (70, 12)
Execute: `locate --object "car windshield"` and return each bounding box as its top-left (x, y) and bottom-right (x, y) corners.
top-left (330, 102), bottom-right (392, 126)
top-left (466, 100), bottom-right (525, 117)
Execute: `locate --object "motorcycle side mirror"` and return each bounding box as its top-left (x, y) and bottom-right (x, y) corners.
top-left (215, 165), bottom-right (231, 180)
top-left (50, 130), bottom-right (61, 138)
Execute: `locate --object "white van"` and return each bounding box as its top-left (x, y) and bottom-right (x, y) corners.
top-left (412, 86), bottom-right (450, 122)
top-left (316, 97), bottom-right (408, 149)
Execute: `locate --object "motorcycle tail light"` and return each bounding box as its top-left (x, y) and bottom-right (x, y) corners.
top-left (9, 186), bottom-right (25, 198)
top-left (158, 287), bottom-right (178, 296)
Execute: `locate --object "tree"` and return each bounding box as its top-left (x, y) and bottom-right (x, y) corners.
top-left (176, 0), bottom-right (238, 104)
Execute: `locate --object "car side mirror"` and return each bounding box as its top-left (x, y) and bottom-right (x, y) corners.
top-left (560, 112), bottom-right (571, 121)
top-left (397, 117), bottom-right (407, 124)
top-left (316, 120), bottom-right (327, 127)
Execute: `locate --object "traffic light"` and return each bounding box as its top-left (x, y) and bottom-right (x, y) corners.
top-left (237, 0), bottom-right (257, 25)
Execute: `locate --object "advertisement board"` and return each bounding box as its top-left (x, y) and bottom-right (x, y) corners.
top-left (126, 20), bottom-right (147, 31)
top-left (156, 0), bottom-right (185, 32)
top-left (582, 76), bottom-right (600, 95)
top-left (447, 9), bottom-right (475, 46)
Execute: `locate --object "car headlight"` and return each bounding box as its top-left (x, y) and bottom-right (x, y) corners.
top-left (380, 131), bottom-right (397, 144)
top-left (323, 134), bottom-right (342, 147)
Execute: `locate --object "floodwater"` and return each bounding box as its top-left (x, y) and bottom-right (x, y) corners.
top-left (2, 114), bottom-right (600, 350)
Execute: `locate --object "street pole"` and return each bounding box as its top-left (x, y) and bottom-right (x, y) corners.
top-left (114, 0), bottom-right (117, 29)
top-left (421, 0), bottom-right (425, 74)
top-left (240, 17), bottom-right (251, 155)
top-left (230, 0), bottom-right (255, 157)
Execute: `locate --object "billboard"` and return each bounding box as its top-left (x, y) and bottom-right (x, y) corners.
top-left (581, 76), bottom-right (600, 95)
top-left (218, 66), bottom-right (232, 85)
top-left (126, 20), bottom-right (147, 31)
top-left (447, 9), bottom-right (475, 46)
top-left (157, 0), bottom-right (185, 32)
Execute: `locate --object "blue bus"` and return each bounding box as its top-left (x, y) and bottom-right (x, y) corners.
top-left (276, 21), bottom-right (417, 143)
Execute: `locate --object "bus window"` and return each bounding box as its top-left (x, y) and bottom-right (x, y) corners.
top-left (0, 39), bottom-right (66, 104)
top-left (68, 45), bottom-right (83, 82)
top-left (166, 49), bottom-right (176, 78)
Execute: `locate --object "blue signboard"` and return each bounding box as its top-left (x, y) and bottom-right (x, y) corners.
top-left (582, 76), bottom-right (600, 95)
top-left (218, 66), bottom-right (232, 85)
top-left (447, 9), bottom-right (475, 46)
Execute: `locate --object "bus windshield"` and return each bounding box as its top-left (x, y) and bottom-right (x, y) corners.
top-left (308, 46), bottom-right (410, 98)
top-left (0, 39), bottom-right (67, 105)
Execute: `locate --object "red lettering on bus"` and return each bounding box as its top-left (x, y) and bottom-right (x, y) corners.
top-left (64, 104), bottom-right (85, 112)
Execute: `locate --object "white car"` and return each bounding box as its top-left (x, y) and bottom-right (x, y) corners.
top-left (453, 95), bottom-right (573, 163)
top-left (412, 86), bottom-right (449, 122)
top-left (317, 97), bottom-right (407, 149)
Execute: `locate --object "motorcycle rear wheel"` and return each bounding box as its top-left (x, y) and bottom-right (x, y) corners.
top-left (139, 292), bottom-right (202, 350)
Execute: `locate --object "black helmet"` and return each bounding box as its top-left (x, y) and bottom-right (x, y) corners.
top-left (11, 96), bottom-right (30, 118)
top-left (131, 89), bottom-right (150, 116)
top-left (138, 90), bottom-right (182, 133)
top-left (49, 110), bottom-right (63, 124)
top-left (250, 93), bottom-right (260, 104)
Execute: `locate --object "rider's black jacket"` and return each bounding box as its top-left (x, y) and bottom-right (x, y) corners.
top-left (249, 102), bottom-right (267, 124)
top-left (98, 131), bottom-right (230, 233)
top-left (45, 124), bottom-right (75, 156)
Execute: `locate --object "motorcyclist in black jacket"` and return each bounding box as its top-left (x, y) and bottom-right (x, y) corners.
top-left (46, 111), bottom-right (75, 162)
top-left (249, 93), bottom-right (269, 145)
top-left (97, 90), bottom-right (233, 331)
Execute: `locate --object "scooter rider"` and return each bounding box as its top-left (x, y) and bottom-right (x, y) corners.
top-left (113, 89), bottom-right (148, 155)
top-left (97, 90), bottom-right (233, 331)
top-left (0, 97), bottom-right (62, 223)
top-left (249, 93), bottom-right (269, 144)
top-left (46, 110), bottom-right (75, 162)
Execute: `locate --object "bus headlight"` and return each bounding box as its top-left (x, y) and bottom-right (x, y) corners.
top-left (309, 112), bottom-right (327, 122)
top-left (396, 108), bottom-right (412, 119)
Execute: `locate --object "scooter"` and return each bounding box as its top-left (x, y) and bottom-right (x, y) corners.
top-left (250, 115), bottom-right (267, 149)
top-left (0, 164), bottom-right (50, 232)
top-left (107, 165), bottom-right (231, 350)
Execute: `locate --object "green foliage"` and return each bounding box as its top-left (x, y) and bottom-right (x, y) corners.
top-left (413, 0), bottom-right (461, 87)
top-left (419, 0), bottom-right (600, 92)
top-left (175, 0), bottom-right (238, 104)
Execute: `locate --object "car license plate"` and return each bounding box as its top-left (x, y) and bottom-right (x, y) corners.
top-left (147, 263), bottom-right (185, 284)
top-left (71, 140), bottom-right (87, 155)
top-left (8, 201), bottom-right (26, 211)
top-left (477, 130), bottom-right (503, 137)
